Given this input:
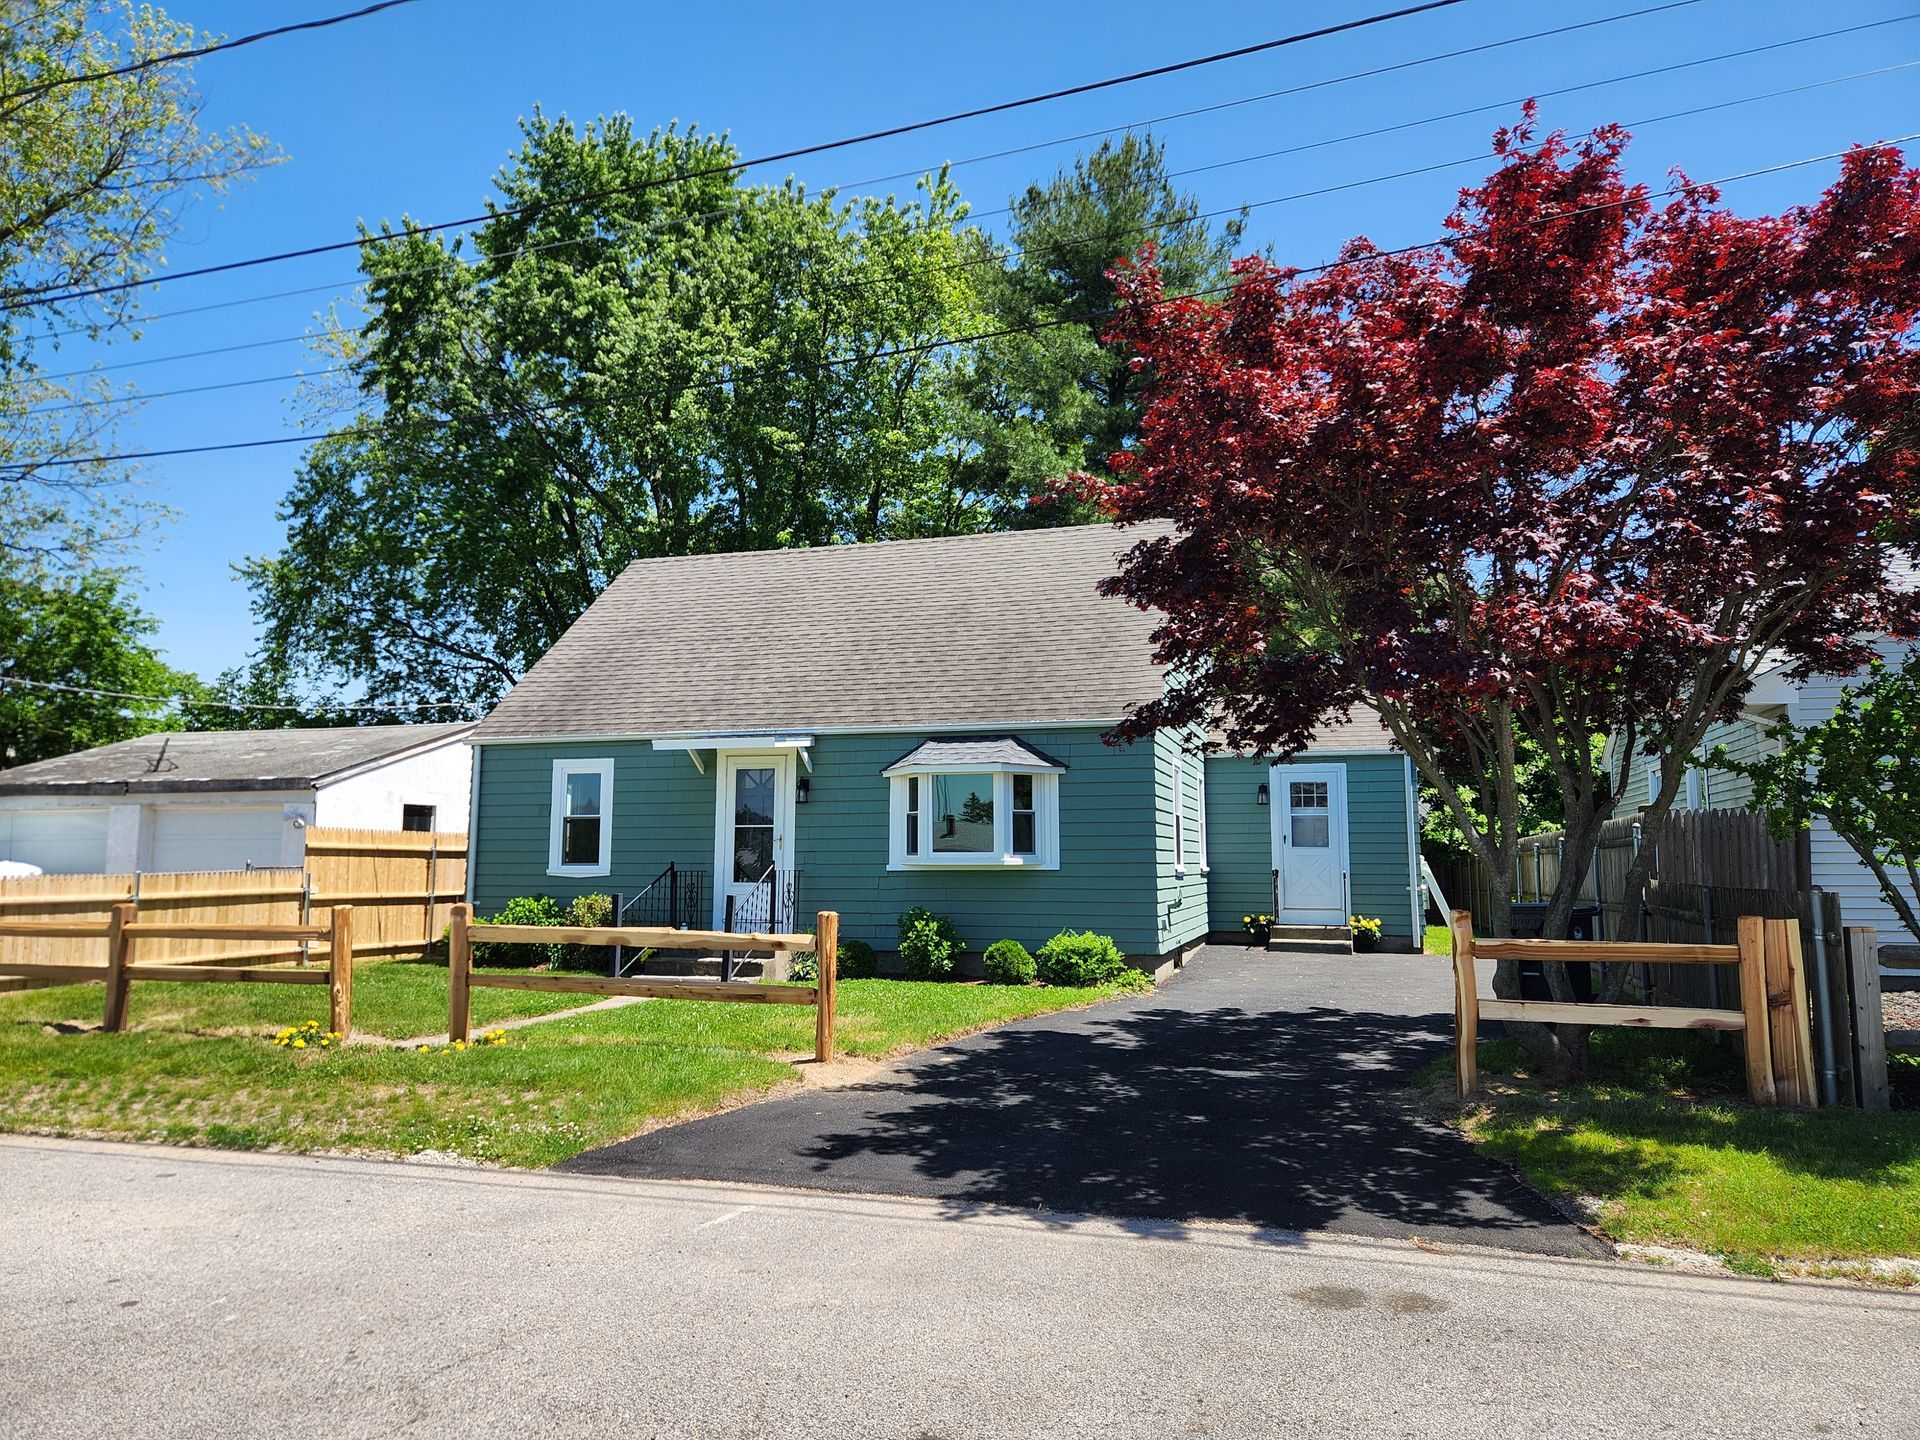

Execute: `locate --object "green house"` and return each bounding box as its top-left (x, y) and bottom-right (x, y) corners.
top-left (466, 525), bottom-right (1423, 966)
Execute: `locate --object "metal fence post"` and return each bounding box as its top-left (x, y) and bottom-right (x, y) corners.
top-left (1808, 890), bottom-right (1839, 1108)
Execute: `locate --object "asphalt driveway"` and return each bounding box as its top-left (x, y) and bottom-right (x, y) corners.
top-left (562, 945), bottom-right (1604, 1257)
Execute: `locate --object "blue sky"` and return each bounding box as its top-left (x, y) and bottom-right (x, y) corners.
top-left (34, 0), bottom-right (1920, 681)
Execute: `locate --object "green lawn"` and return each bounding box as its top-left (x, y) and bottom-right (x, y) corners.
top-left (0, 963), bottom-right (1128, 1167)
top-left (0, 955), bottom-right (584, 1039)
top-left (1424, 923), bottom-right (1452, 955)
top-left (1426, 1030), bottom-right (1920, 1274)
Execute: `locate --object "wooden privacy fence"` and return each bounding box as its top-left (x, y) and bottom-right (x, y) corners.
top-left (0, 826), bottom-right (465, 981)
top-left (446, 905), bottom-right (840, 1062)
top-left (0, 906), bottom-right (358, 1037)
top-left (1447, 909), bottom-right (1817, 1106)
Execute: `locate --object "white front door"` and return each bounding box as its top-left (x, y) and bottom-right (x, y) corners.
top-left (713, 752), bottom-right (795, 932)
top-left (1272, 763), bottom-right (1349, 926)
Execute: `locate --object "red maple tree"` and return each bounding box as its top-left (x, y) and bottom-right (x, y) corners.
top-left (1081, 112), bottom-right (1920, 1067)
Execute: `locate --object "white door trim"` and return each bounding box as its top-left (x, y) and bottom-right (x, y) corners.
top-left (1270, 761), bottom-right (1351, 926)
top-left (711, 750), bottom-right (796, 931)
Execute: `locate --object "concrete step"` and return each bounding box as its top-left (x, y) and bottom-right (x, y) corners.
top-left (632, 953), bottom-right (783, 980)
top-left (1268, 926), bottom-right (1352, 955)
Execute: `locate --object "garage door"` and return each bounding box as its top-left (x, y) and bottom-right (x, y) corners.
top-left (148, 806), bottom-right (287, 873)
top-left (0, 808), bottom-right (110, 874)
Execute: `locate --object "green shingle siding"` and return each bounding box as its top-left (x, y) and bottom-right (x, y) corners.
top-left (472, 730), bottom-right (1418, 956)
top-left (472, 726), bottom-right (1173, 956)
top-left (1202, 752), bottom-right (1416, 943)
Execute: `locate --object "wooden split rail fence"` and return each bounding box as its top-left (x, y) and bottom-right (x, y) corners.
top-left (448, 904), bottom-right (840, 1062)
top-left (1448, 909), bottom-right (1817, 1106)
top-left (0, 907), bottom-right (358, 1037)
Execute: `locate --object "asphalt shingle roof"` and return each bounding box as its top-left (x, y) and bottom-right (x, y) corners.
top-left (880, 737), bottom-right (1068, 773)
top-left (0, 723), bottom-right (473, 796)
top-left (473, 525), bottom-right (1170, 739)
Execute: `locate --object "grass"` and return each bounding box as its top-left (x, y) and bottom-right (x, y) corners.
top-left (0, 962), bottom-right (1127, 1167)
top-left (0, 956), bottom-right (584, 1039)
top-left (1422, 1029), bottom-right (1920, 1272)
top-left (1423, 923), bottom-right (1452, 955)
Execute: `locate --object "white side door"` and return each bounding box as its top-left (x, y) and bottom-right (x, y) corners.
top-left (712, 752), bottom-right (795, 932)
top-left (1271, 763), bottom-right (1349, 926)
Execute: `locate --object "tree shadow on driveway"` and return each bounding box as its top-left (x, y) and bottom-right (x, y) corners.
top-left (561, 953), bottom-right (1606, 1258)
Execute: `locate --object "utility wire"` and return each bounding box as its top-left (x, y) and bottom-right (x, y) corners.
top-left (18, 0), bottom-right (1753, 355)
top-left (29, 54), bottom-right (1914, 414)
top-left (0, 0), bottom-right (1478, 315)
top-left (0, 674), bottom-right (476, 717)
top-left (6, 132), bottom-right (1909, 477)
top-left (1, 1), bottom-right (422, 105)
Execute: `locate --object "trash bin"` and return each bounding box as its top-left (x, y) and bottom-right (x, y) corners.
top-left (1508, 902), bottom-right (1600, 1002)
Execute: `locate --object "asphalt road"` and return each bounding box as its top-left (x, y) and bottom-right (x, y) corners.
top-left (2, 1137), bottom-right (1914, 1439)
top-left (564, 946), bottom-right (1601, 1256)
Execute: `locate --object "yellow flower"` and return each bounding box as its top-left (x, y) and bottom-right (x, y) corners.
top-left (291, 1039), bottom-right (306, 1049)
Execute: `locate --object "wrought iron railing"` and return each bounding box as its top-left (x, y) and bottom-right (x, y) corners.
top-left (720, 868), bottom-right (801, 981)
top-left (610, 864), bottom-right (710, 977)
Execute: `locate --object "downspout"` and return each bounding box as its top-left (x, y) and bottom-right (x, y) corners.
top-left (1810, 891), bottom-right (1839, 1108)
top-left (463, 744), bottom-right (482, 908)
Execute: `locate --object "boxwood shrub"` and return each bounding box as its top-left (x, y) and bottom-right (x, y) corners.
top-left (473, 894), bottom-right (562, 967)
top-left (982, 939), bottom-right (1037, 986)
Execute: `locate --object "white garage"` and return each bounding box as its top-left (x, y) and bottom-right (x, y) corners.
top-left (0, 724), bottom-right (474, 875)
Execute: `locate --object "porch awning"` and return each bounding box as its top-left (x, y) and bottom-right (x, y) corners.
top-left (880, 737), bottom-right (1067, 775)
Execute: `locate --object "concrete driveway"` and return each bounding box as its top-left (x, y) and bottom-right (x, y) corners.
top-left (563, 945), bottom-right (1602, 1257)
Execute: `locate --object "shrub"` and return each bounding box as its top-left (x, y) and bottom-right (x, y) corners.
top-left (897, 906), bottom-right (961, 981)
top-left (982, 939), bottom-right (1036, 986)
top-left (1035, 930), bottom-right (1130, 987)
top-left (473, 894), bottom-right (562, 967)
top-left (554, 893), bottom-right (614, 970)
top-left (838, 938), bottom-right (878, 979)
top-left (790, 938), bottom-right (878, 983)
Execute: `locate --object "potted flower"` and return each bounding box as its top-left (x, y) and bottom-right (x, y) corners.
top-left (1349, 914), bottom-right (1383, 953)
top-left (1242, 913), bottom-right (1273, 945)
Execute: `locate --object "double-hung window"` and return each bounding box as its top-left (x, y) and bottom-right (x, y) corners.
top-left (883, 739), bottom-right (1063, 870)
top-left (548, 758), bottom-right (614, 876)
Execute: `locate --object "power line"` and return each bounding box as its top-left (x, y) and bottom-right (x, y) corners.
top-left (20, 3), bottom-right (1895, 378)
top-left (1, 1), bottom-right (422, 106)
top-left (6, 132), bottom-right (1908, 477)
top-left (0, 674), bottom-right (475, 717)
top-left (31, 53), bottom-right (1914, 414)
top-left (0, 0), bottom-right (1474, 316)
top-left (18, 0), bottom-right (1749, 357)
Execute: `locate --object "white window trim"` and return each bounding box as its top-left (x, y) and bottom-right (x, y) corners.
top-left (1173, 750), bottom-right (1188, 877)
top-left (887, 769), bottom-right (1059, 871)
top-left (548, 758), bottom-right (614, 877)
top-left (1194, 754), bottom-right (1209, 875)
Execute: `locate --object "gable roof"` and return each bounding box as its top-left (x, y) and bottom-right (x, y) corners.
top-left (474, 524), bottom-right (1168, 740)
top-left (0, 723), bottom-right (473, 797)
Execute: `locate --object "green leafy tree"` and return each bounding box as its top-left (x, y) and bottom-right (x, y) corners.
top-left (1713, 657), bottom-right (1920, 943)
top-left (1, 0), bottom-right (276, 572)
top-left (956, 133), bottom-right (1245, 519)
top-left (246, 114), bottom-right (993, 710)
top-left (0, 571), bottom-right (191, 764)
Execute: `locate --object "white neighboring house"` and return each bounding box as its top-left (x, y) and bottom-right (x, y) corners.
top-left (0, 724), bottom-right (474, 875)
top-left (1607, 638), bottom-right (1918, 950)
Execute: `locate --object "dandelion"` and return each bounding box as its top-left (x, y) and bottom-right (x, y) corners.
top-left (291, 1039), bottom-right (306, 1049)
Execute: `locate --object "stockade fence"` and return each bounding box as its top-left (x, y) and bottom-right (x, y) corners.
top-left (447, 904), bottom-right (840, 1062)
top-left (0, 905), bottom-right (357, 1037)
top-left (1447, 909), bottom-right (1819, 1107)
top-left (0, 826), bottom-right (466, 986)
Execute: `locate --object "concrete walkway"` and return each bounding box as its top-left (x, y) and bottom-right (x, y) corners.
top-left (2, 1137), bottom-right (1912, 1439)
top-left (562, 946), bottom-right (1603, 1257)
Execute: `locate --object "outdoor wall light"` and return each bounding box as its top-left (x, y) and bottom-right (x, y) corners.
top-left (796, 776), bottom-right (811, 804)
top-left (1255, 782), bottom-right (1269, 807)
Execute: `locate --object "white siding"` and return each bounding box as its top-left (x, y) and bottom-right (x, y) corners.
top-left (1788, 640), bottom-right (1919, 947)
top-left (315, 741), bottom-right (471, 832)
top-left (0, 803), bottom-right (110, 873)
